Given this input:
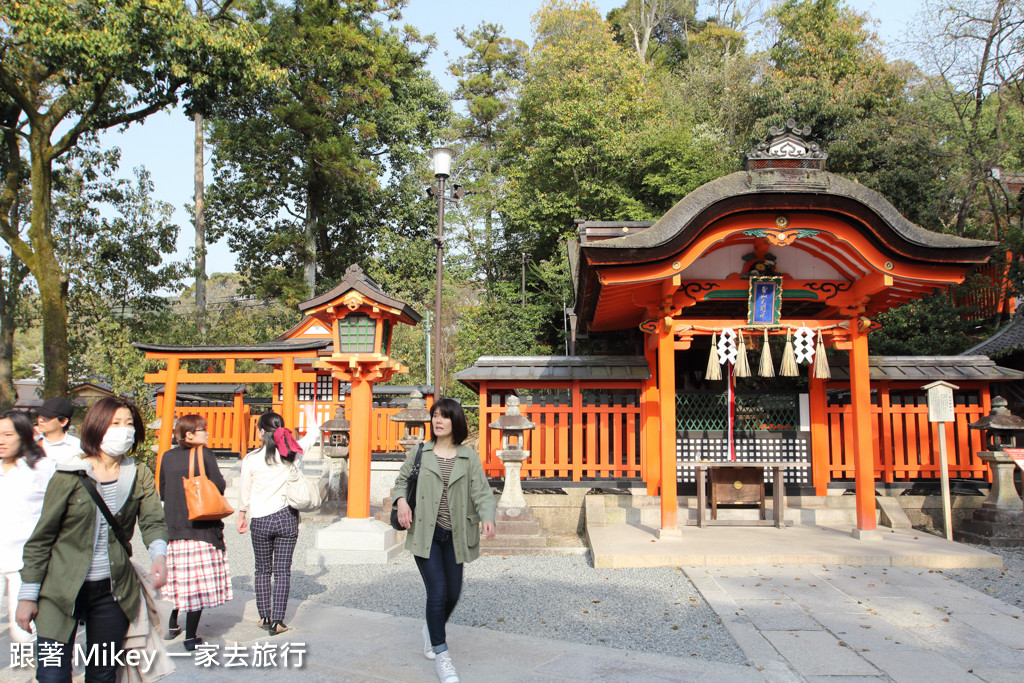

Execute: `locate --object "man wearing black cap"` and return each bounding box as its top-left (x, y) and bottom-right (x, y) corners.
top-left (36, 398), bottom-right (82, 464)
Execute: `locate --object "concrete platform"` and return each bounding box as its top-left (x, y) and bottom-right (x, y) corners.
top-left (588, 522), bottom-right (1004, 569)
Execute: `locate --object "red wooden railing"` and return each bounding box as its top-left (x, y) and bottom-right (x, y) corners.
top-left (478, 385), bottom-right (644, 481)
top-left (824, 384), bottom-right (991, 482)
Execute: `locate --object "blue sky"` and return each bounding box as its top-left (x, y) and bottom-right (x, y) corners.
top-left (98, 0), bottom-right (923, 276)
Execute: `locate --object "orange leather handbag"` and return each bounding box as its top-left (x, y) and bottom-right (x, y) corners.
top-left (183, 447), bottom-right (234, 521)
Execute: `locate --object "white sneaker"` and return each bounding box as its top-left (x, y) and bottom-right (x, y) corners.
top-left (422, 624), bottom-right (435, 660)
top-left (435, 651), bottom-right (459, 683)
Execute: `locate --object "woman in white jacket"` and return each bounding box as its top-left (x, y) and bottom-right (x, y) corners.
top-left (236, 410), bottom-right (318, 636)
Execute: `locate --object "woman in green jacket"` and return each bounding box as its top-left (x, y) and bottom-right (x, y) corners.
top-left (16, 397), bottom-right (168, 683)
top-left (393, 397), bottom-right (495, 683)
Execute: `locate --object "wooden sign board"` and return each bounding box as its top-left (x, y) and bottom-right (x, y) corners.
top-left (748, 277), bottom-right (782, 326)
top-left (923, 381), bottom-right (957, 423)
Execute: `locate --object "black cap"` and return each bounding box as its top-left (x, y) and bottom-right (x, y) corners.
top-left (38, 398), bottom-right (75, 421)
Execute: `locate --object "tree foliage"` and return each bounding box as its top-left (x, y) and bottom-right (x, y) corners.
top-left (206, 0), bottom-right (449, 305)
top-left (0, 0), bottom-right (266, 397)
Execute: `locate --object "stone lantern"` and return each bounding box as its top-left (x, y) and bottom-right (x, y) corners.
top-left (488, 395), bottom-right (536, 516)
top-left (320, 407), bottom-right (351, 459)
top-left (959, 396), bottom-right (1024, 545)
top-left (318, 407), bottom-right (351, 512)
top-left (390, 390), bottom-right (431, 450)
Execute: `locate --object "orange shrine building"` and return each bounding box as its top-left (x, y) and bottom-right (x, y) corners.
top-left (140, 122), bottom-right (1018, 536)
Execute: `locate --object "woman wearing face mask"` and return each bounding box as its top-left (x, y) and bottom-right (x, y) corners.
top-left (236, 409), bottom-right (319, 636)
top-left (158, 414), bottom-right (232, 651)
top-left (0, 410), bottom-right (56, 644)
top-left (16, 397), bottom-right (168, 683)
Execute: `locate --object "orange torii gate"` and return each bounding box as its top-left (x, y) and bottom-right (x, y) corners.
top-left (569, 121), bottom-right (998, 535)
top-left (137, 264), bottom-right (421, 520)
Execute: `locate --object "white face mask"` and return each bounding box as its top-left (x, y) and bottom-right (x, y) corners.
top-left (101, 426), bottom-right (136, 457)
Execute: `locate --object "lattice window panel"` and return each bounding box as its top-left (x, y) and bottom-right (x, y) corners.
top-left (676, 431), bottom-right (810, 485)
top-left (315, 374), bottom-right (333, 401)
top-left (676, 392), bottom-right (728, 430)
top-left (336, 314), bottom-right (376, 352)
top-left (296, 382), bottom-right (315, 401)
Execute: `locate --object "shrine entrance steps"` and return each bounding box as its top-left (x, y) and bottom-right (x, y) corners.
top-left (583, 494), bottom-right (1000, 569)
top-left (586, 493), bottom-right (902, 528)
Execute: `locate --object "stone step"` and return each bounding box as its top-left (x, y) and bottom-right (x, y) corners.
top-left (496, 519), bottom-right (541, 535)
top-left (481, 534), bottom-right (548, 547)
top-left (481, 546), bottom-right (584, 556)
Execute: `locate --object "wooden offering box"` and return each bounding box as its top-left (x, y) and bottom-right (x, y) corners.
top-left (709, 466), bottom-right (766, 520)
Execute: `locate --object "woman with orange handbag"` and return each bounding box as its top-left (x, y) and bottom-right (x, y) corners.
top-left (157, 414), bottom-right (232, 651)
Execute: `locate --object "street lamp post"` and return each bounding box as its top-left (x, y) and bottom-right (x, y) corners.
top-left (428, 146), bottom-right (460, 403)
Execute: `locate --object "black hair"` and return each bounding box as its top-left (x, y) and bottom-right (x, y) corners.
top-left (257, 411), bottom-right (298, 466)
top-left (430, 397), bottom-right (468, 445)
top-left (0, 410), bottom-right (47, 468)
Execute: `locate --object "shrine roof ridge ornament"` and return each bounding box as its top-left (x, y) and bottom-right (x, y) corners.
top-left (745, 119), bottom-right (828, 172)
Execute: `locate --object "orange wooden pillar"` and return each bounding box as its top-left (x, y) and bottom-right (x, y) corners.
top-left (848, 324), bottom-right (877, 531)
top-left (808, 375), bottom-right (829, 496)
top-left (155, 358), bottom-right (179, 484)
top-left (643, 337), bottom-right (661, 496)
top-left (347, 375), bottom-right (372, 519)
top-left (282, 358), bottom-right (297, 431)
top-left (658, 323), bottom-right (677, 530)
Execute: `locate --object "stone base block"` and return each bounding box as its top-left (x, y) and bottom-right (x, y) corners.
top-left (851, 527), bottom-right (884, 541)
top-left (307, 517), bottom-right (404, 565)
top-left (955, 509), bottom-right (1024, 547)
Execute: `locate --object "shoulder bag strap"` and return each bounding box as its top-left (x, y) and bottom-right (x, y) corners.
top-left (77, 472), bottom-right (132, 553)
top-left (410, 442), bottom-right (423, 479)
top-left (189, 446), bottom-right (207, 478)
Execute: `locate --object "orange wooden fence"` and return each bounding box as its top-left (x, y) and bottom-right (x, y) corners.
top-left (174, 405), bottom-right (250, 452)
top-left (478, 385), bottom-right (644, 481)
top-left (824, 383), bottom-right (991, 482)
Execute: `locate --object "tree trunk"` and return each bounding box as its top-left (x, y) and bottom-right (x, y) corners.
top-left (28, 135), bottom-right (70, 398)
top-left (194, 111), bottom-right (207, 340)
top-left (0, 263), bottom-right (18, 410)
top-left (304, 186), bottom-right (318, 297)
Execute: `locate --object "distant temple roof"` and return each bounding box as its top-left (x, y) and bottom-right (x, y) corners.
top-left (133, 339), bottom-right (332, 355)
top-left (962, 314), bottom-right (1024, 357)
top-left (454, 356), bottom-right (652, 391)
top-left (829, 355), bottom-right (1023, 382)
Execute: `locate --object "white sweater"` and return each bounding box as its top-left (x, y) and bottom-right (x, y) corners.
top-left (238, 429), bottom-right (319, 519)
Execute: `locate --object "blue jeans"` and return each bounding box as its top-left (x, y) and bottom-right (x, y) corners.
top-left (36, 579), bottom-right (130, 683)
top-left (414, 526), bottom-right (463, 655)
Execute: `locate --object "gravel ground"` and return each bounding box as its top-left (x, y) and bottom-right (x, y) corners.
top-left (939, 544), bottom-right (1024, 610)
top-left (221, 519), bottom-right (748, 665)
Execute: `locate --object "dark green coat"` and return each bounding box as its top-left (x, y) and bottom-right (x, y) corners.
top-left (392, 442), bottom-right (496, 564)
top-left (20, 457), bottom-right (168, 642)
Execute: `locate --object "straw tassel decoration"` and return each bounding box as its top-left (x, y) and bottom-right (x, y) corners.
top-left (734, 330), bottom-right (751, 378)
top-left (813, 330), bottom-right (831, 379)
top-left (779, 328), bottom-right (799, 377)
top-left (705, 332), bottom-right (722, 381)
top-left (759, 329), bottom-right (775, 377)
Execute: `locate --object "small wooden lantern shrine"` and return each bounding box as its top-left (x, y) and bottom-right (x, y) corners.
top-left (298, 264), bottom-right (421, 519)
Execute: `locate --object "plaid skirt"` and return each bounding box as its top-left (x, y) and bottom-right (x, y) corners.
top-left (165, 539), bottom-right (233, 612)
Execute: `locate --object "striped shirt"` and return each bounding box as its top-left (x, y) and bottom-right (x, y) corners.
top-left (85, 481), bottom-right (118, 581)
top-left (436, 456), bottom-right (455, 531)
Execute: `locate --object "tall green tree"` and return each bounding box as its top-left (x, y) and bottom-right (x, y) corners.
top-left (48, 151), bottom-right (185, 387)
top-left (500, 0), bottom-right (660, 264)
top-left (206, 0), bottom-right (449, 304)
top-left (447, 22), bottom-right (528, 289)
top-left (0, 0), bottom-right (265, 397)
top-left (752, 0), bottom-right (905, 149)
